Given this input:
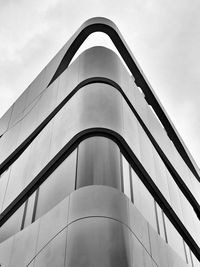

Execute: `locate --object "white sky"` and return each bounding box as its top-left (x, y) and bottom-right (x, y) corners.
top-left (0, 0), bottom-right (200, 166)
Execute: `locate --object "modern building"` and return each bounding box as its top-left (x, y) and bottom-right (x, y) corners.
top-left (0, 17), bottom-right (199, 267)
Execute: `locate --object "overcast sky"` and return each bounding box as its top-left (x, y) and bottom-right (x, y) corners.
top-left (0, 0), bottom-right (200, 166)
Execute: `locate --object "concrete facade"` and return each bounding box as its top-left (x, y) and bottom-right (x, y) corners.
top-left (0, 17), bottom-right (199, 266)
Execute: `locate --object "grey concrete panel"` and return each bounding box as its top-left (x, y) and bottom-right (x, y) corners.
top-left (173, 146), bottom-right (194, 190)
top-left (131, 231), bottom-right (154, 267)
top-left (149, 222), bottom-right (193, 267)
top-left (35, 79), bottom-right (59, 126)
top-left (167, 248), bottom-right (189, 267)
top-left (132, 85), bottom-right (149, 127)
top-left (0, 204), bottom-right (25, 243)
top-left (9, 220), bottom-right (40, 267)
top-left (0, 121), bottom-right (21, 165)
top-left (36, 197), bottom-right (69, 253)
top-left (161, 139), bottom-right (176, 173)
top-left (117, 58), bottom-right (138, 107)
top-left (0, 235), bottom-right (14, 267)
top-left (49, 91), bottom-right (81, 158)
top-left (3, 121), bottom-right (52, 210)
top-left (122, 98), bottom-right (141, 161)
top-left (165, 169), bottom-right (184, 221)
top-left (179, 186), bottom-right (197, 242)
top-left (24, 120), bottom-right (53, 187)
top-left (0, 168), bottom-right (11, 212)
top-left (56, 58), bottom-right (79, 106)
top-left (68, 186), bottom-right (130, 228)
top-left (146, 105), bottom-right (176, 167)
top-left (137, 122), bottom-right (157, 180)
top-left (1, 32), bottom-right (72, 135)
top-left (152, 149), bottom-right (171, 203)
top-left (191, 213), bottom-right (200, 247)
top-left (16, 96), bottom-right (40, 146)
top-left (146, 105), bottom-right (177, 172)
top-left (0, 106), bottom-right (13, 136)
top-left (65, 217), bottom-right (132, 267)
top-left (146, 104), bottom-right (167, 148)
top-left (34, 227), bottom-right (67, 267)
top-left (2, 144), bottom-right (32, 210)
top-left (190, 174), bottom-right (200, 205)
top-left (148, 224), bottom-right (169, 267)
top-left (8, 90), bottom-right (28, 128)
top-left (25, 68), bottom-right (46, 109)
top-left (131, 168), bottom-right (158, 232)
top-left (184, 243), bottom-right (194, 267)
top-left (35, 149), bottom-right (76, 220)
top-left (164, 216), bottom-right (186, 261)
top-left (191, 252), bottom-right (200, 267)
top-left (129, 201), bottom-right (151, 254)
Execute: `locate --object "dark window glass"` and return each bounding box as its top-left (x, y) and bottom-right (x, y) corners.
top-left (76, 137), bottom-right (121, 190)
top-left (156, 203), bottom-right (167, 242)
top-left (23, 191), bottom-right (37, 228)
top-left (121, 155), bottom-right (131, 200)
top-left (35, 149), bottom-right (77, 220)
top-left (0, 203), bottom-right (25, 243)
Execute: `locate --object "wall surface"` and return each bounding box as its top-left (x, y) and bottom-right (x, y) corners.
top-left (0, 26), bottom-right (199, 267)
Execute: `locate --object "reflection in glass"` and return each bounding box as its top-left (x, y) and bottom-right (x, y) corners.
top-left (77, 137), bottom-right (122, 190)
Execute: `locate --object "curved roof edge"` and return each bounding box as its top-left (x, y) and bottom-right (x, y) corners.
top-left (46, 16), bottom-right (200, 181)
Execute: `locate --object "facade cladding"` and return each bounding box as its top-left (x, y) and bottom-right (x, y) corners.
top-left (0, 17), bottom-right (199, 267)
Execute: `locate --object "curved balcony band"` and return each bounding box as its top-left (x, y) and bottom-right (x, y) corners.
top-left (0, 18), bottom-right (199, 267)
top-left (0, 80), bottom-right (199, 260)
top-left (1, 186), bottom-right (188, 267)
top-left (0, 47), bottom-right (199, 227)
top-left (47, 17), bottom-right (200, 181)
top-left (0, 18), bottom-right (199, 183)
